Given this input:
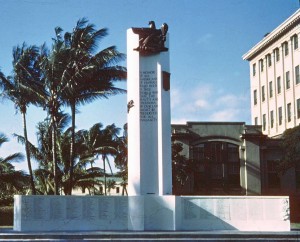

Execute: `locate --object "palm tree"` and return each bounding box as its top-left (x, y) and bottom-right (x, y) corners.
top-left (106, 179), bottom-right (116, 195)
top-left (58, 18), bottom-right (126, 194)
top-left (38, 31), bottom-right (71, 195)
top-left (77, 123), bottom-right (121, 195)
top-left (15, 116), bottom-right (104, 195)
top-left (98, 124), bottom-right (120, 195)
top-left (115, 124), bottom-right (128, 196)
top-left (14, 116), bottom-right (60, 194)
top-left (0, 133), bottom-right (29, 204)
top-left (0, 44), bottom-right (43, 195)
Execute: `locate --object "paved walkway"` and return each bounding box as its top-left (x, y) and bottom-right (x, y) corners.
top-left (0, 228), bottom-right (299, 241)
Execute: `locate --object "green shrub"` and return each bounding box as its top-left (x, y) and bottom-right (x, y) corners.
top-left (0, 206), bottom-right (13, 226)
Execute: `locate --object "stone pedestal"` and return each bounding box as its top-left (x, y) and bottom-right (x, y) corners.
top-left (14, 195), bottom-right (290, 232)
top-left (127, 28), bottom-right (172, 196)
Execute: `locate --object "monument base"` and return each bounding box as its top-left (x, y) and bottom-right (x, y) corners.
top-left (13, 195), bottom-right (290, 232)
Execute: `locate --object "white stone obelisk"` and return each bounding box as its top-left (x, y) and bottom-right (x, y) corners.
top-left (127, 26), bottom-right (172, 196)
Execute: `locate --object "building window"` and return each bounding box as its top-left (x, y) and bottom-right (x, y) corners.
top-left (275, 48), bottom-right (280, 62)
top-left (267, 54), bottom-right (272, 67)
top-left (297, 98), bottom-right (300, 119)
top-left (293, 34), bottom-right (298, 50)
top-left (263, 114), bottom-right (266, 131)
top-left (262, 85), bottom-right (265, 102)
top-left (260, 59), bottom-right (264, 72)
top-left (287, 103), bottom-right (292, 122)
top-left (284, 42), bottom-right (289, 56)
top-left (253, 63), bottom-right (256, 76)
top-left (269, 81), bottom-right (273, 98)
top-left (116, 187), bottom-right (120, 194)
top-left (253, 89), bottom-right (257, 105)
top-left (254, 117), bottom-right (258, 125)
top-left (286, 71), bottom-right (290, 89)
top-left (277, 76), bottom-right (281, 94)
top-left (295, 65), bottom-right (300, 84)
top-left (270, 110), bottom-right (274, 128)
top-left (191, 142), bottom-right (241, 194)
top-left (278, 106), bottom-right (283, 125)
top-left (267, 161), bottom-right (280, 189)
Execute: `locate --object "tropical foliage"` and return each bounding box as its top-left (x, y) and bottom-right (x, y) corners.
top-left (0, 44), bottom-right (43, 194)
top-left (0, 19), bottom-right (127, 197)
top-left (0, 133), bottom-right (29, 205)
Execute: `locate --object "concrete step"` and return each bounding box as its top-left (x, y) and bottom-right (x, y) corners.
top-left (0, 229), bottom-right (299, 241)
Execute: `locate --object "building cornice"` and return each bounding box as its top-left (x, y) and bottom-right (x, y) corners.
top-left (243, 9), bottom-right (300, 61)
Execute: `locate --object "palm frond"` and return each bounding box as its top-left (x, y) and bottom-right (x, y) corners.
top-left (1, 153), bottom-right (24, 164)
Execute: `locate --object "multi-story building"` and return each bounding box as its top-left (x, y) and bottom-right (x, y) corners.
top-left (172, 122), bottom-right (300, 222)
top-left (172, 122), bottom-right (299, 196)
top-left (243, 9), bottom-right (300, 137)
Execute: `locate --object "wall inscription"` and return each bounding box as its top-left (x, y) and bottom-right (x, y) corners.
top-left (50, 198), bottom-right (63, 220)
top-left (140, 71), bottom-right (158, 122)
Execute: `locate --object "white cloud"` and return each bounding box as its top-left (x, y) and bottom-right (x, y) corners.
top-left (171, 117), bottom-right (189, 124)
top-left (197, 33), bottom-right (213, 45)
top-left (171, 82), bottom-right (250, 124)
top-left (216, 94), bottom-right (246, 108)
top-left (209, 109), bottom-right (240, 121)
top-left (170, 88), bottom-right (182, 109)
top-left (195, 99), bottom-right (209, 108)
top-left (191, 84), bottom-right (212, 98)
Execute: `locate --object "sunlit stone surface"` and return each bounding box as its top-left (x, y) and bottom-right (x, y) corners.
top-left (14, 195), bottom-right (290, 231)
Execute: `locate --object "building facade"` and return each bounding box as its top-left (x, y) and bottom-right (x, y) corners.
top-left (172, 122), bottom-right (300, 196)
top-left (243, 10), bottom-right (300, 137)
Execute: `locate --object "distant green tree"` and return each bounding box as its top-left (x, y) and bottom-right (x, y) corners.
top-left (14, 116), bottom-right (103, 195)
top-left (106, 179), bottom-right (116, 195)
top-left (0, 133), bottom-right (29, 205)
top-left (279, 125), bottom-right (300, 172)
top-left (115, 124), bottom-right (128, 196)
top-left (172, 142), bottom-right (189, 185)
top-left (77, 123), bottom-right (120, 195)
top-left (172, 142), bottom-right (196, 195)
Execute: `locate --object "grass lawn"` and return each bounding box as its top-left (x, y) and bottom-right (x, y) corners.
top-left (291, 223), bottom-right (300, 230)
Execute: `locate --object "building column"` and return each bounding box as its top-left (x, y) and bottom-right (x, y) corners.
top-left (241, 131), bottom-right (262, 195)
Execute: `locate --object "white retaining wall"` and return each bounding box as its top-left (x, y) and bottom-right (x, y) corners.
top-left (14, 195), bottom-right (290, 232)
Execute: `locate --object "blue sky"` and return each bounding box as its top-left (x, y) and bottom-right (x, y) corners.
top-left (0, 0), bottom-right (299, 172)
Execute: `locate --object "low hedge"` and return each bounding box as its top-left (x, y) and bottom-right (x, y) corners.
top-left (0, 206), bottom-right (13, 226)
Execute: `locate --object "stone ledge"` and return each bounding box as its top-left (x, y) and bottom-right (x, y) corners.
top-left (13, 195), bottom-right (290, 232)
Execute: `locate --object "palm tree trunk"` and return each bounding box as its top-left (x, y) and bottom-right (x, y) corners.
top-left (51, 118), bottom-right (59, 195)
top-left (103, 154), bottom-right (107, 196)
top-left (22, 112), bottom-right (36, 195)
top-left (69, 103), bottom-right (76, 195)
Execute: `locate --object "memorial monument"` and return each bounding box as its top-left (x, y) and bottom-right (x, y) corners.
top-left (127, 21), bottom-right (172, 196)
top-left (13, 22), bottom-right (291, 232)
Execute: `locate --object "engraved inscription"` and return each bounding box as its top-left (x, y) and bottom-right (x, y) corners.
top-left (183, 199), bottom-right (197, 219)
top-left (215, 199), bottom-right (230, 220)
top-left (248, 199), bottom-right (263, 220)
top-left (50, 198), bottom-right (63, 220)
top-left (198, 199), bottom-right (214, 219)
top-left (82, 198), bottom-right (97, 220)
top-left (22, 197), bottom-right (33, 221)
top-left (140, 71), bottom-right (158, 122)
top-left (99, 198), bottom-right (110, 219)
top-left (114, 198), bottom-right (128, 220)
top-left (34, 197), bottom-right (45, 220)
top-left (66, 197), bottom-right (80, 219)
